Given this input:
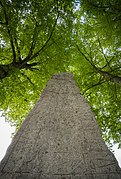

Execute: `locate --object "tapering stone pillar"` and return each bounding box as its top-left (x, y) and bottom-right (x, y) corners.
top-left (0, 72), bottom-right (121, 179)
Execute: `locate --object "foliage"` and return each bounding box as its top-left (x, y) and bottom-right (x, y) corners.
top-left (0, 0), bottom-right (121, 147)
top-left (0, 0), bottom-right (74, 129)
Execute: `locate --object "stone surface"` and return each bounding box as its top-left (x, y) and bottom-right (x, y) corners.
top-left (0, 72), bottom-right (121, 179)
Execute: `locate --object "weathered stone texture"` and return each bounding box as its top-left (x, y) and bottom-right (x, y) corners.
top-left (0, 72), bottom-right (121, 179)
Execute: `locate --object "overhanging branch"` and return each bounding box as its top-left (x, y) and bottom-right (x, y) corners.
top-left (14, 37), bottom-right (21, 61)
top-left (21, 72), bottom-right (34, 85)
top-left (76, 45), bottom-right (121, 85)
top-left (1, 1), bottom-right (16, 63)
top-left (83, 79), bottom-right (106, 94)
top-left (27, 22), bottom-right (39, 58)
top-left (22, 12), bottom-right (60, 65)
top-left (97, 38), bottom-right (112, 70)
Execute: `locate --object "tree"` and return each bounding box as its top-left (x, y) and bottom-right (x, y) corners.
top-left (0, 0), bottom-right (121, 148)
top-left (70, 0), bottom-right (121, 147)
top-left (0, 0), bottom-right (75, 126)
top-left (0, 72), bottom-right (121, 179)
top-left (0, 0), bottom-right (74, 79)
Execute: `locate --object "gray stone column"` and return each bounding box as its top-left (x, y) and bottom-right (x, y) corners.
top-left (0, 72), bottom-right (121, 179)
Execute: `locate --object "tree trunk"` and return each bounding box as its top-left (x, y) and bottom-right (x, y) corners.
top-left (0, 72), bottom-right (121, 179)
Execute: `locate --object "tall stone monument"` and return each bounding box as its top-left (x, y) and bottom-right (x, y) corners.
top-left (0, 73), bottom-right (121, 179)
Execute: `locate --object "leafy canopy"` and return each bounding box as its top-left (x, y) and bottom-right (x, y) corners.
top-left (0, 0), bottom-right (121, 148)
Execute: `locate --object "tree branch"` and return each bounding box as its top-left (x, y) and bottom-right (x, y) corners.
top-left (76, 45), bottom-right (121, 85)
top-left (97, 69), bottom-right (121, 84)
top-left (76, 45), bottom-right (95, 68)
top-left (14, 37), bottom-right (21, 61)
top-left (21, 72), bottom-right (34, 85)
top-left (83, 79), bottom-right (106, 94)
top-left (1, 1), bottom-right (16, 63)
top-left (27, 22), bottom-right (39, 58)
top-left (97, 38), bottom-right (112, 70)
top-left (22, 12), bottom-right (60, 65)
